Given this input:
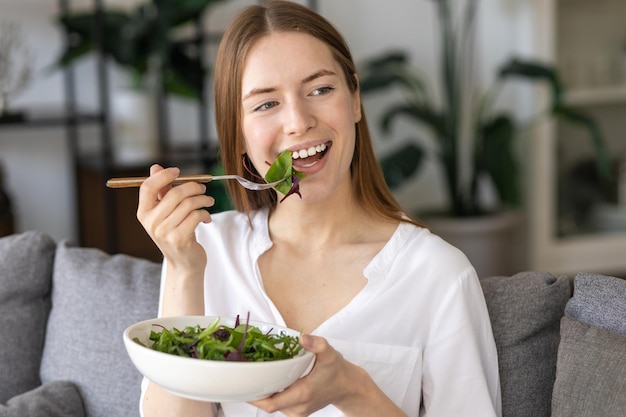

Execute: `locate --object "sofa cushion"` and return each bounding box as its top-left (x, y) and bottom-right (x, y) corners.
top-left (0, 232), bottom-right (55, 403)
top-left (39, 241), bottom-right (161, 417)
top-left (565, 272), bottom-right (626, 335)
top-left (551, 316), bottom-right (626, 417)
top-left (0, 381), bottom-right (85, 417)
top-left (480, 271), bottom-right (571, 417)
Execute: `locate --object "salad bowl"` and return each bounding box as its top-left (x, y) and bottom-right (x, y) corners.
top-left (123, 315), bottom-right (315, 402)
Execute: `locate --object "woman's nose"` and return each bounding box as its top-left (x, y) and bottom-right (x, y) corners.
top-left (283, 99), bottom-right (315, 136)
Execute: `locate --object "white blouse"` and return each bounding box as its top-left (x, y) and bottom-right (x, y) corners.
top-left (144, 208), bottom-right (502, 417)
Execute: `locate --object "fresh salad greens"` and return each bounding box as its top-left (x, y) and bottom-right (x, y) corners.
top-left (265, 150), bottom-right (306, 202)
top-left (136, 315), bottom-right (303, 362)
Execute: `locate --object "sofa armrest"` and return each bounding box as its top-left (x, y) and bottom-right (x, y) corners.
top-left (0, 232), bottom-right (56, 403)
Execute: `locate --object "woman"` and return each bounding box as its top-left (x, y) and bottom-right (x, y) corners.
top-left (137, 1), bottom-right (501, 416)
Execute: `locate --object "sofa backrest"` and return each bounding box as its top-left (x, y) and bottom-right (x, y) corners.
top-left (481, 271), bottom-right (572, 417)
top-left (39, 238), bottom-right (162, 417)
top-left (0, 231), bottom-right (162, 417)
top-left (0, 231), bottom-right (56, 402)
top-left (3, 231), bottom-right (624, 417)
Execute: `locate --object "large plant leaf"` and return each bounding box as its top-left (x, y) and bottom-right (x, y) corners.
top-left (58, 11), bottom-right (130, 39)
top-left (553, 106), bottom-right (612, 179)
top-left (475, 115), bottom-right (518, 208)
top-left (360, 51), bottom-right (408, 70)
top-left (380, 103), bottom-right (446, 140)
top-left (117, 2), bottom-right (176, 70)
top-left (497, 58), bottom-right (565, 109)
top-left (498, 58), bottom-right (611, 179)
top-left (162, 67), bottom-right (198, 98)
top-left (162, 44), bottom-right (205, 98)
top-left (359, 51), bottom-right (431, 105)
top-left (55, 40), bottom-right (94, 68)
top-left (499, 59), bottom-right (610, 174)
top-left (379, 143), bottom-right (426, 189)
top-left (56, 12), bottom-right (131, 68)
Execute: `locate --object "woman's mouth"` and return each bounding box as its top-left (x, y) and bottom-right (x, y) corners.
top-left (291, 141), bottom-right (331, 169)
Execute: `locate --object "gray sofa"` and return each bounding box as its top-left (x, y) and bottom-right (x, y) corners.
top-left (1, 231), bottom-right (625, 417)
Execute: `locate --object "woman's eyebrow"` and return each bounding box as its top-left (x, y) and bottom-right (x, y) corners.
top-left (302, 69), bottom-right (336, 84)
top-left (243, 87), bottom-right (276, 101)
top-left (242, 69), bottom-right (337, 101)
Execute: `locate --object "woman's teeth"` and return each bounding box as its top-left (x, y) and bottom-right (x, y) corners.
top-left (292, 143), bottom-right (327, 160)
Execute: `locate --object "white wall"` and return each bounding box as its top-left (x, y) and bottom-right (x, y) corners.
top-left (0, 0), bottom-right (531, 243)
top-left (0, 1), bottom-right (74, 241)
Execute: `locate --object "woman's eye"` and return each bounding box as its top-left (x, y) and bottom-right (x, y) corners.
top-left (254, 101), bottom-right (278, 112)
top-left (311, 86), bottom-right (334, 96)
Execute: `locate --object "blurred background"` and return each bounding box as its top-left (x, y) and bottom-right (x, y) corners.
top-left (1, 0), bottom-right (625, 277)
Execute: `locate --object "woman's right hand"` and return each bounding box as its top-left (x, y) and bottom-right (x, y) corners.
top-left (139, 165), bottom-right (217, 415)
top-left (137, 164), bottom-right (214, 273)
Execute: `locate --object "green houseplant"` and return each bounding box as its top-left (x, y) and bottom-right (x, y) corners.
top-left (54, 0), bottom-right (227, 99)
top-left (52, 0), bottom-right (233, 211)
top-left (52, 0), bottom-right (228, 163)
top-left (359, 0), bottom-right (611, 218)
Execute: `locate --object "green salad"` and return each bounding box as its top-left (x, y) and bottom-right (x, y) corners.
top-left (135, 315), bottom-right (303, 362)
top-left (264, 150), bottom-right (306, 202)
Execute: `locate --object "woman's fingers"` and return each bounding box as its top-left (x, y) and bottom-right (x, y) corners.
top-left (137, 165), bottom-right (214, 248)
top-left (138, 165), bottom-right (179, 212)
top-left (251, 335), bottom-right (345, 416)
top-left (150, 186), bottom-right (214, 241)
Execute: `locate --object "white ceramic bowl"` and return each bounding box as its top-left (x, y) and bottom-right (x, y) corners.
top-left (123, 315), bottom-right (315, 402)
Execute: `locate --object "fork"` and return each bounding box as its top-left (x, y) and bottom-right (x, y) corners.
top-left (106, 174), bottom-right (285, 191)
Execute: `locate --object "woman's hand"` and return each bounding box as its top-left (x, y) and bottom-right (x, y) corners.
top-left (251, 335), bottom-right (407, 417)
top-left (137, 164), bottom-right (214, 272)
top-left (139, 164), bottom-right (216, 414)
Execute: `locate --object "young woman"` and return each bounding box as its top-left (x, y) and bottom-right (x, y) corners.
top-left (137, 1), bottom-right (501, 416)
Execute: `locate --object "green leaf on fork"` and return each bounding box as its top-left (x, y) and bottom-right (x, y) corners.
top-left (265, 150), bottom-right (306, 201)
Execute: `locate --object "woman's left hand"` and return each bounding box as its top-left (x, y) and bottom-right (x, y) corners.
top-left (251, 334), bottom-right (358, 416)
top-left (251, 334), bottom-right (406, 417)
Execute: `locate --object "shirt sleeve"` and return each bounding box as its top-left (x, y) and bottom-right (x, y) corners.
top-left (421, 267), bottom-right (502, 417)
top-left (138, 263), bottom-right (167, 417)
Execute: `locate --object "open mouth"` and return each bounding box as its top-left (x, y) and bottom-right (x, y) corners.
top-left (291, 141), bottom-right (331, 169)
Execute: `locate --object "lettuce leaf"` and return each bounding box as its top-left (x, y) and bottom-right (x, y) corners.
top-left (265, 150), bottom-right (306, 202)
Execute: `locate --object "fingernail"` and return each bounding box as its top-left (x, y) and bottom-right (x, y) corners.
top-left (300, 334), bottom-right (312, 347)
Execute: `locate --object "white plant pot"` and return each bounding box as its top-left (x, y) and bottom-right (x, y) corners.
top-left (112, 89), bottom-right (159, 164)
top-left (423, 210), bottom-right (523, 279)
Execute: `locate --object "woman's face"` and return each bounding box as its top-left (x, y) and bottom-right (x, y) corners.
top-left (240, 31), bottom-right (361, 203)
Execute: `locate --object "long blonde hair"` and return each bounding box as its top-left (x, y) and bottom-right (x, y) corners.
top-left (214, 0), bottom-right (421, 227)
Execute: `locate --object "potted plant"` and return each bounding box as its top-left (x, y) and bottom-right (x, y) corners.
top-left (53, 0), bottom-right (227, 162)
top-left (359, 0), bottom-right (611, 276)
top-left (55, 0), bottom-right (227, 98)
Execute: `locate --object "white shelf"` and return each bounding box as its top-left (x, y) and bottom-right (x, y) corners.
top-left (528, 0), bottom-right (626, 278)
top-left (533, 232), bottom-right (626, 277)
top-left (566, 85), bottom-right (626, 106)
